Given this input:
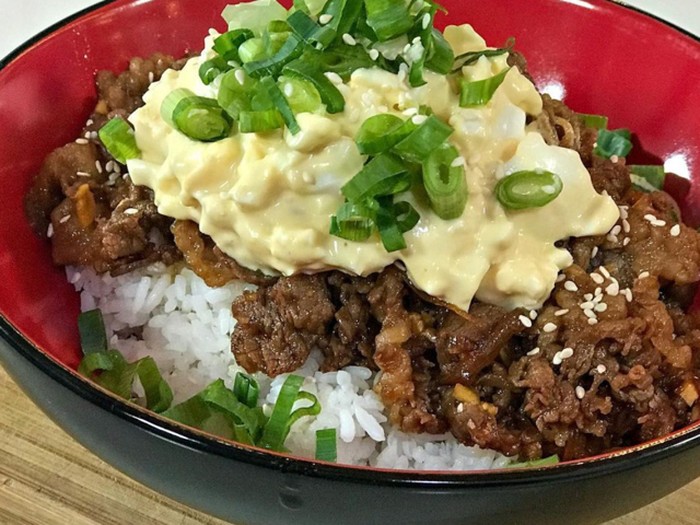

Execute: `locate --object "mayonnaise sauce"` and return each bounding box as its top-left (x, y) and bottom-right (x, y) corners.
top-left (127, 25), bottom-right (619, 311)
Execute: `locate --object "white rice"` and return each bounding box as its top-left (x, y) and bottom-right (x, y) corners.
top-left (68, 264), bottom-right (510, 470)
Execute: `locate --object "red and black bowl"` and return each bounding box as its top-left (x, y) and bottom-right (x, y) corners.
top-left (1, 1), bottom-right (700, 524)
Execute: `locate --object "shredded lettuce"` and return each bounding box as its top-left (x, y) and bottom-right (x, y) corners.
top-left (222, 0), bottom-right (289, 35)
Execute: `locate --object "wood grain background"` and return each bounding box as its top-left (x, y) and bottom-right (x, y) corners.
top-left (1, 365), bottom-right (698, 525)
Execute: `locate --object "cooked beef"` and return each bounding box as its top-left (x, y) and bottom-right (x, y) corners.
top-left (172, 220), bottom-right (275, 287)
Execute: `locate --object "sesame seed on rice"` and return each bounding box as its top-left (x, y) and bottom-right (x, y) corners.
top-left (519, 315), bottom-right (533, 328)
top-left (95, 161), bottom-right (103, 173)
top-left (599, 266), bottom-right (610, 279)
top-left (564, 281), bottom-right (578, 292)
top-left (46, 224), bottom-right (54, 238)
top-left (587, 318), bottom-right (598, 325)
top-left (529, 310), bottom-right (537, 320)
top-left (575, 386), bottom-right (585, 399)
top-left (554, 309), bottom-right (569, 316)
top-left (75, 138), bottom-right (88, 145)
top-left (591, 246), bottom-right (599, 258)
top-left (623, 237), bottom-right (630, 246)
top-left (596, 364), bottom-right (607, 374)
top-left (594, 303), bottom-right (607, 313)
top-left (583, 309), bottom-right (596, 319)
top-left (59, 215), bottom-right (71, 224)
top-left (638, 271), bottom-right (650, 279)
top-left (605, 281), bottom-right (619, 296)
top-left (584, 293), bottom-right (593, 301)
top-left (527, 347), bottom-right (540, 356)
top-left (543, 322), bottom-right (557, 333)
top-left (580, 301), bottom-right (595, 310)
top-left (591, 273), bottom-right (604, 285)
top-left (670, 224), bottom-right (681, 237)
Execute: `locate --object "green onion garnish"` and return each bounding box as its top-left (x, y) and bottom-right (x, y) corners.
top-left (392, 115), bottom-right (454, 163)
top-left (374, 198), bottom-right (408, 252)
top-left (425, 29), bottom-right (454, 74)
top-left (278, 76), bottom-right (323, 113)
top-left (315, 428), bottom-right (338, 462)
top-left (233, 372), bottom-right (261, 408)
top-left (422, 143), bottom-right (468, 219)
top-left (218, 69), bottom-right (255, 119)
top-left (495, 170), bottom-right (563, 210)
top-left (239, 109), bottom-right (285, 133)
top-left (630, 165), bottom-right (665, 192)
top-left (221, 0), bottom-right (289, 35)
top-left (287, 9), bottom-right (336, 49)
top-left (459, 67), bottom-right (511, 108)
top-left (329, 201), bottom-right (375, 241)
top-left (199, 57), bottom-right (231, 85)
top-left (364, 0), bottom-right (414, 42)
top-left (577, 113), bottom-right (609, 130)
top-left (283, 59), bottom-right (346, 113)
top-left (163, 92), bottom-right (233, 142)
top-left (259, 375), bottom-right (321, 451)
top-left (98, 117), bottom-right (141, 164)
top-left (452, 38), bottom-right (514, 72)
top-left (260, 76), bottom-right (301, 134)
top-left (78, 309), bottom-right (108, 355)
top-left (355, 114), bottom-right (412, 155)
top-left (595, 128), bottom-right (633, 159)
top-left (507, 455), bottom-right (560, 469)
top-left (213, 28), bottom-right (255, 62)
top-left (238, 37), bottom-right (267, 64)
top-left (341, 153), bottom-right (411, 203)
top-left (243, 33), bottom-right (305, 79)
top-left (319, 0), bottom-right (364, 41)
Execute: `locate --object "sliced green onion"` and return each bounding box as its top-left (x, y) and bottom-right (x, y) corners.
top-left (162, 391), bottom-right (236, 439)
top-left (243, 34), bottom-right (305, 78)
top-left (320, 0), bottom-right (365, 43)
top-left (374, 199), bottom-right (407, 252)
top-left (213, 29), bottom-right (255, 61)
top-left (238, 37), bottom-right (267, 63)
top-left (233, 372), bottom-right (260, 408)
top-left (78, 309), bottom-right (108, 355)
top-left (507, 455), bottom-right (560, 469)
top-left (341, 153), bottom-right (411, 202)
top-left (293, 0), bottom-right (310, 13)
top-left (169, 95), bottom-right (232, 142)
top-left (239, 109), bottom-right (284, 133)
top-left (422, 143), bottom-right (468, 219)
top-left (364, 0), bottom-right (414, 41)
top-left (202, 379), bottom-right (267, 443)
top-left (595, 128), bottom-right (633, 159)
top-left (260, 76), bottom-right (300, 134)
top-left (283, 59), bottom-right (345, 113)
top-left (267, 19), bottom-right (291, 33)
top-left (392, 115), bottom-right (453, 163)
top-left (630, 165), bottom-right (665, 192)
top-left (78, 350), bottom-right (173, 413)
top-left (495, 169), bottom-right (563, 210)
top-left (278, 76), bottom-right (323, 113)
top-left (222, 0), bottom-right (289, 35)
top-left (392, 200), bottom-right (420, 233)
top-left (355, 114), bottom-right (411, 155)
top-left (452, 38), bottom-right (514, 72)
top-left (577, 113), bottom-right (609, 130)
top-left (199, 57), bottom-right (231, 85)
top-left (459, 67), bottom-right (511, 108)
top-left (259, 375), bottom-right (319, 451)
top-left (263, 30), bottom-right (292, 57)
top-left (315, 428), bottom-right (337, 462)
top-left (287, 10), bottom-right (336, 49)
top-left (329, 201), bottom-right (375, 241)
top-left (98, 117), bottom-right (141, 164)
top-left (218, 69), bottom-right (255, 119)
top-left (425, 28), bottom-right (454, 74)
top-left (161, 88), bottom-right (195, 127)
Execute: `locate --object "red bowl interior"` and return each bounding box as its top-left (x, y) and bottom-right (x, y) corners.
top-left (1, 0), bottom-right (700, 459)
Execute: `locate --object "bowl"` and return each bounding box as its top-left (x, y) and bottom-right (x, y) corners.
top-left (1, 0), bottom-right (700, 524)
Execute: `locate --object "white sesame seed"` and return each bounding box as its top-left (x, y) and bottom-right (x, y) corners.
top-left (543, 322), bottom-right (557, 333)
top-left (580, 301), bottom-right (595, 310)
top-left (638, 271), bottom-right (650, 279)
top-left (105, 160), bottom-right (114, 172)
top-left (319, 13), bottom-right (333, 25)
top-left (411, 114), bottom-right (428, 125)
top-left (594, 287), bottom-right (602, 297)
top-left (591, 246), bottom-right (599, 259)
top-left (76, 171), bottom-right (90, 177)
top-left (652, 219), bottom-right (666, 227)
top-left (584, 293), bottom-right (593, 301)
top-left (95, 161), bottom-right (103, 173)
top-left (422, 12), bottom-right (431, 29)
top-left (606, 234), bottom-right (618, 243)
top-left (113, 163), bottom-right (121, 174)
top-left (599, 266), bottom-right (611, 279)
top-left (594, 302), bottom-right (608, 313)
top-left (618, 206), bottom-right (629, 220)
top-left (369, 49), bottom-right (380, 61)
top-left (611, 225), bottom-right (622, 236)
top-left (46, 224), bottom-right (54, 238)
top-left (457, 403), bottom-right (464, 413)
top-left (283, 83), bottom-right (294, 98)
top-left (75, 138), bottom-right (88, 145)
top-left (623, 237), bottom-right (631, 246)
top-left (342, 33), bottom-right (357, 46)
top-left (605, 281), bottom-right (619, 296)
top-left (123, 208), bottom-right (139, 215)
top-left (528, 310), bottom-right (538, 320)
top-left (403, 43), bottom-right (412, 54)
top-left (86, 119), bottom-right (94, 126)
top-left (83, 131), bottom-right (91, 139)
top-left (402, 107), bottom-right (419, 116)
top-left (519, 315), bottom-right (533, 328)
top-left (554, 309), bottom-right (569, 316)
top-left (527, 347), bottom-right (541, 356)
top-left (670, 224), bottom-right (681, 237)
top-left (591, 273), bottom-right (605, 285)
top-left (234, 69), bottom-right (246, 85)
top-left (583, 309), bottom-right (597, 319)
top-left (556, 274), bottom-right (566, 283)
top-left (561, 347), bottom-right (574, 359)
top-left (564, 281), bottom-right (578, 292)
top-left (397, 64), bottom-right (408, 83)
top-left (325, 72), bottom-right (343, 85)
top-left (587, 318), bottom-right (598, 325)
top-left (622, 219), bottom-right (631, 233)
top-left (451, 156), bottom-right (466, 168)
top-left (552, 353), bottom-right (563, 366)
top-left (575, 386), bottom-right (585, 399)
top-left (59, 215), bottom-right (71, 224)
top-left (148, 71), bottom-right (154, 83)
top-left (597, 364), bottom-right (607, 374)
top-left (623, 288), bottom-right (633, 302)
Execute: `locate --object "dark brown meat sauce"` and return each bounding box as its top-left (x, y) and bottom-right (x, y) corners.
top-left (25, 54), bottom-right (700, 461)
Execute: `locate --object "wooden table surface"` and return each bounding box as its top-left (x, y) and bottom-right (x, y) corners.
top-left (1, 365), bottom-right (698, 525)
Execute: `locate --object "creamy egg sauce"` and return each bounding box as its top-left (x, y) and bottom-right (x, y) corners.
top-left (127, 24), bottom-right (619, 312)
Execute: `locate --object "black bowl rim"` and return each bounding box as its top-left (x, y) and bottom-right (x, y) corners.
top-left (2, 0), bottom-right (700, 489)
